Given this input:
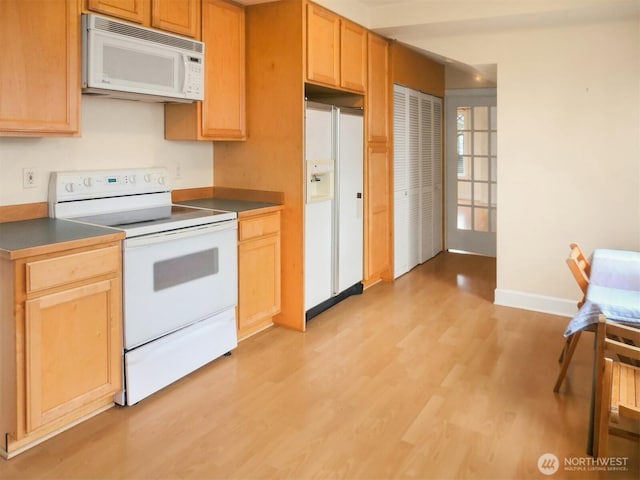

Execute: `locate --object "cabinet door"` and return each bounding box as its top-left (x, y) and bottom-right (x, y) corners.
top-left (238, 234), bottom-right (281, 339)
top-left (367, 33), bottom-right (389, 143)
top-left (365, 144), bottom-right (391, 282)
top-left (87, 0), bottom-right (146, 24)
top-left (340, 19), bottom-right (366, 93)
top-left (151, 0), bottom-right (199, 38)
top-left (0, 0), bottom-right (80, 137)
top-left (201, 0), bottom-right (246, 139)
top-left (25, 279), bottom-right (122, 432)
top-left (306, 3), bottom-right (340, 87)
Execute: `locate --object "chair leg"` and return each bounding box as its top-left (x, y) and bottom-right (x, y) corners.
top-left (558, 301), bottom-right (584, 364)
top-left (558, 337), bottom-right (571, 363)
top-left (593, 359), bottom-right (613, 458)
top-left (554, 332), bottom-right (582, 392)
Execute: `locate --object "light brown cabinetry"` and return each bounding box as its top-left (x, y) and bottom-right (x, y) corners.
top-left (237, 211), bottom-right (281, 340)
top-left (0, 242), bottom-right (123, 458)
top-left (87, 0), bottom-right (200, 38)
top-left (0, 0), bottom-right (80, 137)
top-left (165, 0), bottom-right (246, 141)
top-left (151, 0), bottom-right (199, 37)
top-left (87, 0), bottom-right (145, 24)
top-left (214, 0), bottom-right (372, 331)
top-left (364, 33), bottom-right (392, 284)
top-left (366, 33), bottom-right (389, 144)
top-left (306, 3), bottom-right (366, 93)
top-left (365, 144), bottom-right (391, 283)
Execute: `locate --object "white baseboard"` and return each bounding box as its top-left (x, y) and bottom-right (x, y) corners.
top-left (494, 288), bottom-right (578, 318)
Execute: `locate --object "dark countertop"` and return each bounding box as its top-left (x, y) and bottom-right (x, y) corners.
top-left (0, 197), bottom-right (281, 259)
top-left (179, 198), bottom-right (283, 217)
top-left (0, 218), bottom-right (124, 260)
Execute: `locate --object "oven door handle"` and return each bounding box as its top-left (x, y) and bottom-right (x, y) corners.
top-left (125, 220), bottom-right (237, 248)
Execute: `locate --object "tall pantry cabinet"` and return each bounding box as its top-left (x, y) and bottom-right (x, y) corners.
top-left (393, 84), bottom-right (443, 278)
top-left (365, 33), bottom-right (392, 284)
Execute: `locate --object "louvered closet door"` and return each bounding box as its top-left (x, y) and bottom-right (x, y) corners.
top-left (394, 85), bottom-right (443, 278)
top-left (420, 93), bottom-right (443, 262)
top-left (407, 92), bottom-right (421, 271)
top-left (432, 98), bottom-right (443, 254)
top-left (420, 96), bottom-right (434, 263)
top-left (393, 85), bottom-right (409, 277)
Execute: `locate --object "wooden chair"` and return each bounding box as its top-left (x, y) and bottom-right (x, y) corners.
top-left (566, 242), bottom-right (591, 308)
top-left (554, 243), bottom-right (591, 392)
top-left (592, 316), bottom-right (640, 457)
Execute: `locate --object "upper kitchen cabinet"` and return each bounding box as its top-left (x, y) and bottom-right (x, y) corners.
top-left (0, 0), bottom-right (80, 137)
top-left (151, 0), bottom-right (199, 37)
top-left (306, 3), bottom-right (366, 93)
top-left (366, 33), bottom-right (389, 144)
top-left (165, 0), bottom-right (246, 141)
top-left (86, 0), bottom-right (146, 24)
top-left (86, 0), bottom-right (201, 38)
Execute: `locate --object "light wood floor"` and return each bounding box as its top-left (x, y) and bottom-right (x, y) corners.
top-left (2, 252), bottom-right (638, 479)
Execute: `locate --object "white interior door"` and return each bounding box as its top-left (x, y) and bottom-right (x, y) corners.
top-left (394, 85), bottom-right (443, 278)
top-left (393, 85), bottom-right (410, 277)
top-left (433, 99), bottom-right (443, 254)
top-left (445, 90), bottom-right (497, 256)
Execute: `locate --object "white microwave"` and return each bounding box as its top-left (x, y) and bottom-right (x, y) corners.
top-left (82, 14), bottom-right (204, 103)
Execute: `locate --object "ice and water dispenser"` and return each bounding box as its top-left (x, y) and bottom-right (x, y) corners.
top-left (306, 160), bottom-right (334, 203)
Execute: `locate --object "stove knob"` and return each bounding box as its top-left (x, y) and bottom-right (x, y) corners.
top-left (83, 177), bottom-right (93, 187)
top-left (64, 183), bottom-right (74, 193)
top-left (144, 174), bottom-right (151, 183)
top-left (128, 175), bottom-right (137, 184)
top-left (158, 176), bottom-right (165, 185)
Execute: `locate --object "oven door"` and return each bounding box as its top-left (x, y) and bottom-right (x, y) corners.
top-left (123, 220), bottom-right (237, 350)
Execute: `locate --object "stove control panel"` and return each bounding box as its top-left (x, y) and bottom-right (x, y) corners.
top-left (49, 167), bottom-right (171, 203)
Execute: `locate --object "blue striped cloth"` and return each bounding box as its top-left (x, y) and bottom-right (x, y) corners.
top-left (564, 249), bottom-right (640, 337)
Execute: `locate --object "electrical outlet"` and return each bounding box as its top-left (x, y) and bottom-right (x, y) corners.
top-left (23, 168), bottom-right (37, 189)
top-left (175, 163), bottom-right (182, 179)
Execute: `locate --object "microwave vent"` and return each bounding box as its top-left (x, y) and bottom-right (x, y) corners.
top-left (93, 16), bottom-right (204, 54)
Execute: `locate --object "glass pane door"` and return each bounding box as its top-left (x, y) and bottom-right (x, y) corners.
top-left (446, 91), bottom-right (497, 256)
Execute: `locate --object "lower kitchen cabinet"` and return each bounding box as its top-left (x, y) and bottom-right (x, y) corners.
top-left (237, 211), bottom-right (281, 340)
top-left (0, 241), bottom-right (122, 458)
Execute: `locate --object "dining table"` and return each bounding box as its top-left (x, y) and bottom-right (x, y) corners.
top-left (562, 248), bottom-right (640, 455)
top-left (564, 249), bottom-right (640, 338)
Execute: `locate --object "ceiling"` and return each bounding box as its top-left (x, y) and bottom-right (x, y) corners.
top-left (233, 0), bottom-right (640, 86)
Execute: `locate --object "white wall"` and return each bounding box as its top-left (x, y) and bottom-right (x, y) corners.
top-left (0, 97), bottom-right (213, 206)
top-left (396, 18), bottom-right (640, 315)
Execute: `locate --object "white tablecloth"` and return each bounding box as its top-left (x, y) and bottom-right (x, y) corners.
top-left (564, 249), bottom-right (640, 336)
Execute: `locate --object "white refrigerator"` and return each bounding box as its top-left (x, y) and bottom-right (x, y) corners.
top-left (304, 101), bottom-right (364, 319)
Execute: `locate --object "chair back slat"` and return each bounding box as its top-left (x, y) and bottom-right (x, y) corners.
top-left (566, 243), bottom-right (590, 296)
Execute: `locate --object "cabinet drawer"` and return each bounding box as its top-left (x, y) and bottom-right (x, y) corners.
top-left (26, 246), bottom-right (120, 294)
top-left (239, 213), bottom-right (280, 241)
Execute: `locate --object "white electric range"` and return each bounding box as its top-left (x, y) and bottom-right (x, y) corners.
top-left (49, 167), bottom-right (238, 405)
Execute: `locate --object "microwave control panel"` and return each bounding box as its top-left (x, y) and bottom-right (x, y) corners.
top-left (184, 56), bottom-right (203, 98)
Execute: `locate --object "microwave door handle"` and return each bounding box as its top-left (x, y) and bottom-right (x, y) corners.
top-left (182, 55), bottom-right (189, 95)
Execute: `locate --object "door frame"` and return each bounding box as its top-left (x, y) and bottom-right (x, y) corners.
top-left (445, 88), bottom-right (497, 256)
